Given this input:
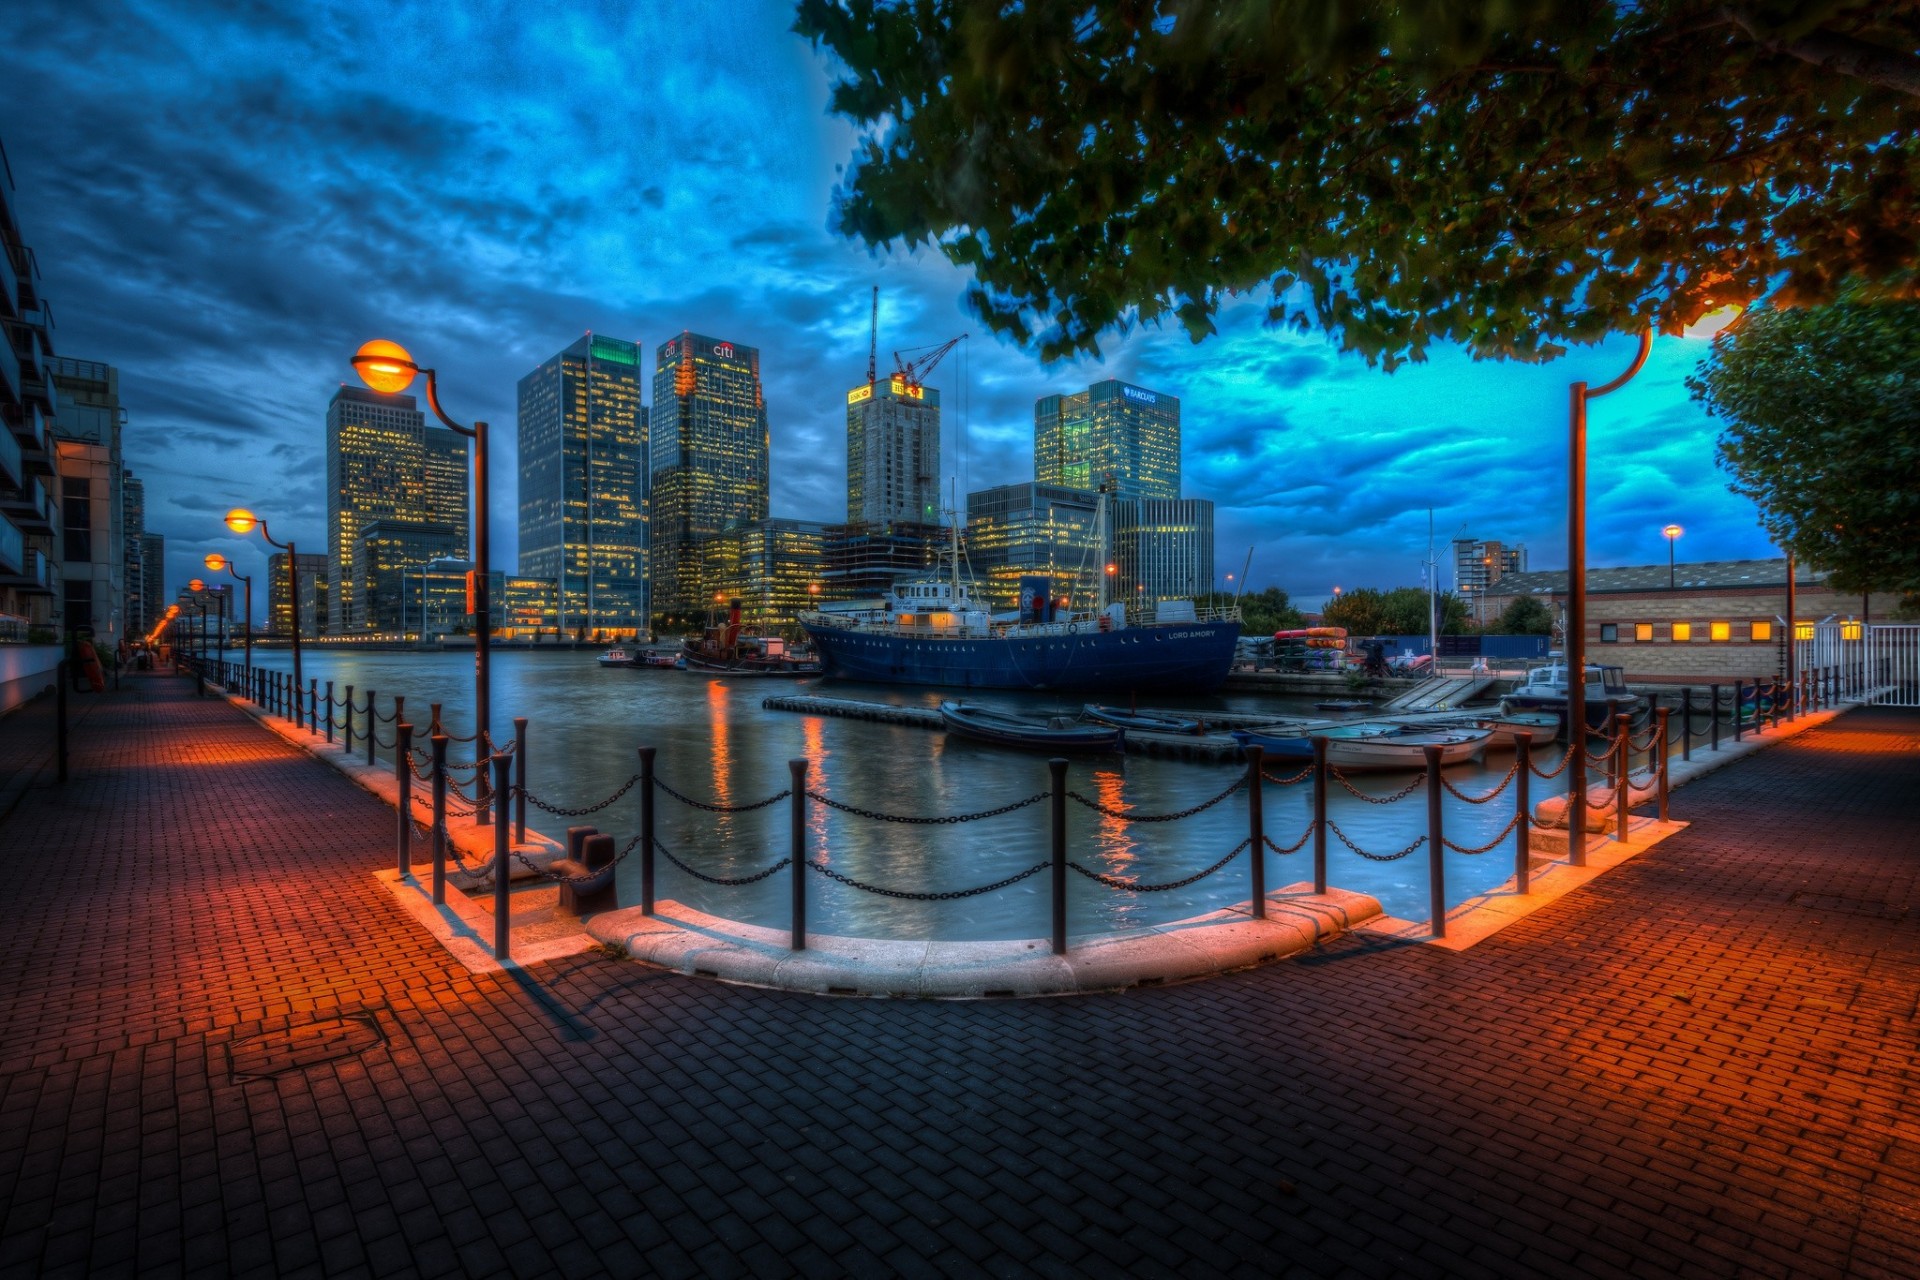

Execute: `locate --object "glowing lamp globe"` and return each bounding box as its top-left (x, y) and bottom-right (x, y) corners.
top-left (1681, 306), bottom-right (1744, 342)
top-left (352, 339), bottom-right (418, 394)
top-left (189, 578), bottom-right (206, 592)
top-left (1663, 524), bottom-right (1683, 540)
top-left (204, 553), bottom-right (227, 571)
top-left (225, 508), bottom-right (258, 534)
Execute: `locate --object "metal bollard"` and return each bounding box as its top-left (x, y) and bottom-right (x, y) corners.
top-left (789, 758), bottom-right (809, 952)
top-left (1655, 708), bottom-right (1671, 822)
top-left (1680, 688), bottom-right (1693, 762)
top-left (393, 695), bottom-right (405, 736)
top-left (365, 690), bottom-right (377, 766)
top-left (308, 678), bottom-right (318, 732)
top-left (638, 747), bottom-right (657, 916)
top-left (1425, 744), bottom-right (1445, 939)
top-left (1732, 681), bottom-right (1745, 742)
top-left (196, 664), bottom-right (205, 698)
top-left (492, 753), bottom-right (513, 961)
top-left (56, 661), bottom-right (69, 785)
top-left (1614, 714), bottom-right (1633, 842)
top-left (343, 684), bottom-right (355, 755)
top-left (396, 723), bottom-right (414, 879)
top-left (1244, 745), bottom-right (1265, 919)
top-left (514, 717), bottom-right (528, 845)
top-left (430, 702), bottom-right (443, 735)
top-left (1709, 683), bottom-right (1721, 752)
top-left (431, 733), bottom-right (449, 905)
top-left (1513, 731), bottom-right (1532, 895)
top-left (1311, 736), bottom-right (1329, 894)
top-left (1049, 758), bottom-right (1068, 955)
top-left (324, 681), bottom-right (335, 743)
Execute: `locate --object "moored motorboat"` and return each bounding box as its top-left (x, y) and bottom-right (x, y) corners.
top-left (1468, 710), bottom-right (1563, 747)
top-left (1324, 727), bottom-right (1492, 772)
top-left (1229, 722), bottom-right (1404, 762)
top-left (1314, 699), bottom-right (1374, 712)
top-left (1082, 705), bottom-right (1202, 734)
top-left (597, 647), bottom-right (637, 668)
top-left (941, 702), bottom-right (1125, 753)
top-left (1501, 663), bottom-right (1646, 738)
top-left (683, 600), bottom-right (824, 676)
top-left (642, 650), bottom-right (680, 669)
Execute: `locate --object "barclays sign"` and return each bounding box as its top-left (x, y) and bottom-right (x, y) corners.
top-left (1120, 385), bottom-right (1157, 405)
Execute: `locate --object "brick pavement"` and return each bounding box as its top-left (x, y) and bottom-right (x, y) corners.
top-left (0, 673), bottom-right (1915, 1278)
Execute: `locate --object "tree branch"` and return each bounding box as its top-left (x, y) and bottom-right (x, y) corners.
top-left (1723, 8), bottom-right (1920, 98)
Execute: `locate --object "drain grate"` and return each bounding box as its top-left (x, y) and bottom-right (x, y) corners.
top-left (225, 1012), bottom-right (388, 1083)
top-left (1789, 891), bottom-right (1907, 921)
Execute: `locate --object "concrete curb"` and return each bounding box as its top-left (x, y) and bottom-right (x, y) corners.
top-left (585, 884), bottom-right (1382, 998)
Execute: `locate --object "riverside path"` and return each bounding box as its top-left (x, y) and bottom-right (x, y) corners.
top-left (0, 672), bottom-right (1915, 1278)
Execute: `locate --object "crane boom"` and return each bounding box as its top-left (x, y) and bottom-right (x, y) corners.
top-left (891, 333), bottom-right (967, 393)
top-left (867, 285), bottom-right (878, 387)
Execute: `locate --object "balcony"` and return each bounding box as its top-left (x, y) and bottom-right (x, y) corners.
top-left (0, 415), bottom-right (17, 488)
top-left (0, 328), bottom-right (17, 406)
top-left (0, 511), bottom-right (20, 576)
top-left (10, 401), bottom-right (51, 475)
top-left (0, 474), bottom-right (52, 535)
top-left (0, 539), bottom-right (51, 593)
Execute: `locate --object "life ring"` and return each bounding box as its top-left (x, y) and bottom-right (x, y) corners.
top-left (1068, 622), bottom-right (1081, 635)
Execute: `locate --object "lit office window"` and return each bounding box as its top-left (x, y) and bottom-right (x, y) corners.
top-left (1671, 622), bottom-right (1692, 641)
top-left (1750, 621), bottom-right (1772, 642)
top-left (1841, 621), bottom-right (1862, 641)
top-left (1710, 621), bottom-right (1731, 641)
top-left (1634, 623), bottom-right (1653, 642)
top-left (1795, 622), bottom-right (1815, 640)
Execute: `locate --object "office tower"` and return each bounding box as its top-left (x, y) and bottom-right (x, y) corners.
top-left (1034, 379), bottom-right (1180, 501)
top-left (268, 551), bottom-right (329, 636)
top-left (847, 375), bottom-right (940, 524)
top-left (47, 357), bottom-right (127, 646)
top-left (963, 483), bottom-right (1104, 612)
top-left (325, 385), bottom-right (469, 632)
top-left (1451, 538), bottom-right (1527, 594)
top-left (122, 471), bottom-right (146, 634)
top-left (701, 518), bottom-right (828, 627)
top-left (649, 332), bottom-right (770, 621)
top-left (820, 520), bottom-right (943, 602)
top-left (2, 149), bottom-right (61, 640)
top-left (139, 533), bottom-right (165, 634)
top-left (516, 334), bottom-right (649, 639)
top-left (353, 519), bottom-right (461, 634)
top-left (1115, 498), bottom-right (1215, 606)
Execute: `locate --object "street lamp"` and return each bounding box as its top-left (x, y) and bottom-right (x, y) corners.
top-left (1662, 524), bottom-right (1683, 590)
top-left (1564, 307), bottom-right (1740, 863)
top-left (188, 578), bottom-right (209, 665)
top-left (350, 338), bottom-right (495, 823)
top-left (225, 507), bottom-right (303, 723)
top-left (206, 552), bottom-right (253, 693)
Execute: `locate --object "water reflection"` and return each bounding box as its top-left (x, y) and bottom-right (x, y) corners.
top-left (249, 648), bottom-right (1571, 939)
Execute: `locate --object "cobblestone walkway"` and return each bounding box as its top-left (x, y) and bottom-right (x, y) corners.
top-left (1, 675), bottom-right (1915, 1278)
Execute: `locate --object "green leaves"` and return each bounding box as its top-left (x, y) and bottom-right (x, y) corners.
top-left (795, 0), bottom-right (1920, 366)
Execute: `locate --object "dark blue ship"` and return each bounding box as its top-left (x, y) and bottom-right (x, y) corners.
top-left (800, 574), bottom-right (1240, 693)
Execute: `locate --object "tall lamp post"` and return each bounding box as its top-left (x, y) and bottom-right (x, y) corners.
top-left (188, 579), bottom-right (209, 665)
top-left (224, 508), bottom-right (301, 720)
top-left (350, 339), bottom-right (494, 824)
top-left (1662, 524), bottom-right (1683, 590)
top-left (206, 553), bottom-right (253, 692)
top-left (1565, 309), bottom-right (1740, 864)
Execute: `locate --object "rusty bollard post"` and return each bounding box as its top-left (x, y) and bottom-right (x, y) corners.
top-left (789, 758), bottom-right (809, 952)
top-left (1613, 714), bottom-right (1633, 842)
top-left (638, 747), bottom-right (657, 916)
top-left (325, 681), bottom-right (335, 744)
top-left (514, 717), bottom-right (528, 845)
top-left (1513, 731), bottom-right (1532, 895)
top-left (1656, 707), bottom-right (1671, 822)
top-left (1680, 687), bottom-right (1693, 762)
top-left (1244, 745), bottom-right (1265, 919)
top-left (492, 753), bottom-right (513, 961)
top-left (1732, 681), bottom-right (1744, 743)
top-left (1311, 736), bottom-right (1329, 894)
top-left (431, 733), bottom-right (449, 905)
top-left (308, 678), bottom-right (318, 733)
top-left (343, 684), bottom-right (355, 756)
top-left (365, 690), bottom-right (378, 766)
top-left (396, 723), bottom-right (413, 880)
top-left (1050, 757), bottom-right (1068, 955)
top-left (1425, 744), bottom-right (1445, 939)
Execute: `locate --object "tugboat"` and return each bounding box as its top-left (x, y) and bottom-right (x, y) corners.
top-left (682, 599), bottom-right (823, 677)
top-left (800, 508), bottom-right (1239, 693)
top-left (597, 646), bottom-right (638, 668)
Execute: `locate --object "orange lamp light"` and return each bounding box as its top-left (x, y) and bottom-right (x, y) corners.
top-left (189, 578), bottom-right (206, 591)
top-left (352, 339), bottom-right (418, 394)
top-left (204, 553), bottom-right (228, 571)
top-left (225, 508), bottom-right (258, 534)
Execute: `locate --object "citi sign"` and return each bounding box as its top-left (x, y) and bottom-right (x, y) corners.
top-left (713, 342), bottom-right (735, 359)
top-left (1121, 385), bottom-right (1157, 405)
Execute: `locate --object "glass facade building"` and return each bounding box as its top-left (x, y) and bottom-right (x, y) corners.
top-left (268, 551), bottom-right (329, 637)
top-left (846, 376), bottom-right (940, 525)
top-left (962, 483), bottom-right (1104, 613)
top-left (325, 385), bottom-right (469, 633)
top-left (821, 520), bottom-right (943, 603)
top-left (699, 518), bottom-right (828, 630)
top-left (1114, 498), bottom-right (1215, 607)
top-left (352, 519), bottom-right (461, 634)
top-left (517, 334), bottom-right (649, 640)
top-left (1034, 379), bottom-right (1180, 501)
top-left (649, 332), bottom-right (769, 621)
top-left (139, 533), bottom-right (165, 635)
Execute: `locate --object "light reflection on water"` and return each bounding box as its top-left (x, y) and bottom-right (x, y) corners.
top-left (250, 648), bottom-right (1571, 939)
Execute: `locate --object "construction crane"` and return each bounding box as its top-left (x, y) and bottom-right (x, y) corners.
top-left (866, 285), bottom-right (878, 388)
top-left (891, 333), bottom-right (967, 395)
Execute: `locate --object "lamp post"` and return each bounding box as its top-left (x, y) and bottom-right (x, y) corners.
top-left (188, 578), bottom-right (209, 665)
top-left (225, 508), bottom-right (301, 718)
top-left (351, 339), bottom-right (494, 824)
top-left (1565, 308), bottom-right (1739, 862)
top-left (1662, 524), bottom-right (1683, 590)
top-left (206, 553), bottom-right (253, 692)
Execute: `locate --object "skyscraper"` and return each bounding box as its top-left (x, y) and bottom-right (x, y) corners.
top-left (268, 551), bottom-right (328, 636)
top-left (325, 385), bottom-right (469, 632)
top-left (139, 533), bottom-right (165, 635)
top-left (122, 470), bottom-right (146, 634)
top-left (1115, 498), bottom-right (1215, 606)
top-left (354, 519), bottom-right (462, 634)
top-left (649, 332), bottom-right (769, 620)
top-left (846, 375), bottom-right (940, 525)
top-left (48, 357), bottom-right (127, 646)
top-left (1035, 380), bottom-right (1180, 501)
top-left (963, 483), bottom-right (1104, 612)
top-left (517, 334), bottom-right (649, 639)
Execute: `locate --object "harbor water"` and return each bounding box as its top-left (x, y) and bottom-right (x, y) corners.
top-left (245, 648), bottom-right (1574, 939)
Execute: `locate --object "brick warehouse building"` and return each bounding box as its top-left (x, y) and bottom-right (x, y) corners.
top-left (1479, 557), bottom-right (1905, 683)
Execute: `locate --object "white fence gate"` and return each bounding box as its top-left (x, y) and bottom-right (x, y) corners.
top-left (1791, 621), bottom-right (1920, 707)
top-left (1864, 624), bottom-right (1920, 706)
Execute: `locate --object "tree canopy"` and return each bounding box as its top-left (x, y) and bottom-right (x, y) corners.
top-left (1323, 587), bottom-right (1469, 636)
top-left (1687, 289), bottom-right (1920, 598)
top-left (1493, 595), bottom-right (1557, 636)
top-left (1201, 586), bottom-right (1304, 634)
top-left (795, 1), bottom-right (1920, 367)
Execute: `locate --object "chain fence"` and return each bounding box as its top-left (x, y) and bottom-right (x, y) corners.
top-left (806, 790), bottom-right (1048, 825)
top-left (517, 775), bottom-right (641, 817)
top-left (1327, 820), bottom-right (1425, 862)
top-left (1441, 812), bottom-right (1523, 855)
top-left (1261, 764), bottom-right (1314, 786)
top-left (1331, 768), bottom-right (1426, 805)
top-left (1440, 758), bottom-right (1520, 805)
top-left (656, 777), bottom-right (791, 814)
top-left (1265, 823), bottom-right (1314, 856)
top-left (1068, 837), bottom-right (1251, 892)
top-left (1067, 775), bottom-right (1243, 822)
top-left (806, 859), bottom-right (1051, 901)
top-left (655, 836), bottom-right (791, 886)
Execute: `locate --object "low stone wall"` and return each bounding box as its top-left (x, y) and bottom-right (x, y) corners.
top-left (0, 644), bottom-right (61, 717)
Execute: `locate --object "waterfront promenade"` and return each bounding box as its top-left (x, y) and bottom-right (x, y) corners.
top-left (0, 673), bottom-right (1915, 1278)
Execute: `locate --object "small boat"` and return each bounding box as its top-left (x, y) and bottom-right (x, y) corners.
top-left (641, 650), bottom-right (680, 669)
top-left (1468, 710), bottom-right (1563, 748)
top-left (1326, 727), bottom-right (1492, 772)
top-left (1501, 663), bottom-right (1646, 738)
top-left (1230, 722), bottom-right (1405, 762)
top-left (597, 647), bottom-right (637, 668)
top-left (683, 600), bottom-right (824, 676)
top-left (1315, 699), bottom-right (1374, 712)
top-left (1082, 705), bottom-right (1202, 734)
top-left (941, 702), bottom-right (1125, 753)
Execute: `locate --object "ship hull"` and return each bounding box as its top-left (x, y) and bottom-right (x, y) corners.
top-left (800, 620), bottom-right (1240, 693)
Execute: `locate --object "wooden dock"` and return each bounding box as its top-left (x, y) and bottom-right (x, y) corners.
top-left (760, 694), bottom-right (1257, 762)
top-left (760, 694), bottom-right (944, 728)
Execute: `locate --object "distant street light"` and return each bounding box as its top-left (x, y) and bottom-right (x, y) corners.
top-left (1662, 524), bottom-right (1683, 590)
top-left (206, 552), bottom-right (253, 691)
top-left (350, 338), bottom-right (495, 824)
top-left (225, 507), bottom-right (303, 715)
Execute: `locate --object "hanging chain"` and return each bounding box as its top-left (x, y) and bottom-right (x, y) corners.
top-left (1441, 812), bottom-right (1524, 855)
top-left (806, 859), bottom-right (1050, 900)
top-left (1067, 775), bottom-right (1244, 822)
top-left (1261, 764), bottom-right (1313, 786)
top-left (1067, 837), bottom-right (1250, 892)
top-left (1440, 758), bottom-right (1520, 805)
top-left (655, 777), bottom-right (791, 813)
top-left (1265, 823), bottom-right (1314, 855)
top-left (1327, 820), bottom-right (1426, 862)
top-left (656, 836), bottom-right (791, 886)
top-left (1528, 743), bottom-right (1577, 779)
top-left (1330, 768), bottom-right (1426, 804)
top-left (517, 774), bottom-right (641, 817)
top-left (805, 790), bottom-right (1048, 825)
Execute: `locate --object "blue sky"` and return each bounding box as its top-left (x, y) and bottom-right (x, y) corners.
top-left (3, 0), bottom-right (1778, 611)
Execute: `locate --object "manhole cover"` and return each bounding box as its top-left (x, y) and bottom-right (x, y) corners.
top-left (1789, 892), bottom-right (1907, 921)
top-left (226, 1012), bottom-right (387, 1082)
